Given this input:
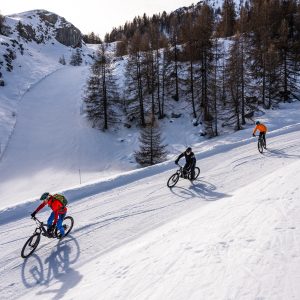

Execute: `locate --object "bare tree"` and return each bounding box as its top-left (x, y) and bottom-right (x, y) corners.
top-left (125, 32), bottom-right (146, 126)
top-left (135, 118), bottom-right (168, 166)
top-left (83, 44), bottom-right (119, 130)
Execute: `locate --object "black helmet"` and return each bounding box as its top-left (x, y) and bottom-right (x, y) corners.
top-left (186, 147), bottom-right (192, 153)
top-left (256, 121), bottom-right (260, 125)
top-left (40, 192), bottom-right (50, 201)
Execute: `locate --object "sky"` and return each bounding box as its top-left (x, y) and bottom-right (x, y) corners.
top-left (1, 0), bottom-right (195, 38)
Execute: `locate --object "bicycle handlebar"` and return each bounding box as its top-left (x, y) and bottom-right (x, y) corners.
top-left (32, 216), bottom-right (43, 225)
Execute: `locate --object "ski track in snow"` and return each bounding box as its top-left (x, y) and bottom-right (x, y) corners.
top-left (0, 67), bottom-right (300, 299)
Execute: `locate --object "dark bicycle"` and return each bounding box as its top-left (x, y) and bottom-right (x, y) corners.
top-left (21, 216), bottom-right (74, 258)
top-left (167, 164), bottom-right (200, 188)
top-left (256, 134), bottom-right (266, 153)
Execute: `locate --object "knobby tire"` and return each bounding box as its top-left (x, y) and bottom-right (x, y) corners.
top-left (21, 233), bottom-right (41, 258)
top-left (167, 173), bottom-right (179, 188)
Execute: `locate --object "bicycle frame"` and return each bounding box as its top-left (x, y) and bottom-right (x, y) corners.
top-left (177, 163), bottom-right (193, 173)
top-left (176, 164), bottom-right (184, 175)
top-left (255, 134), bottom-right (265, 153)
top-left (32, 217), bottom-right (48, 236)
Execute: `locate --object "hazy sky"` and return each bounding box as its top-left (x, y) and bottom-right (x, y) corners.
top-left (1, 0), bottom-right (195, 38)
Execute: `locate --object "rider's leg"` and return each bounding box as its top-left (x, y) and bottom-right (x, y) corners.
top-left (46, 212), bottom-right (55, 236)
top-left (47, 212), bottom-right (55, 229)
top-left (56, 214), bottom-right (66, 236)
top-left (190, 160), bottom-right (196, 180)
top-left (261, 132), bottom-right (266, 148)
top-left (183, 162), bottom-right (189, 178)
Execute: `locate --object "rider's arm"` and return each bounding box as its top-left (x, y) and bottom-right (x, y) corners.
top-left (253, 125), bottom-right (259, 136)
top-left (191, 153), bottom-right (196, 162)
top-left (34, 200), bottom-right (47, 214)
top-left (175, 152), bottom-right (185, 164)
top-left (253, 125), bottom-right (258, 135)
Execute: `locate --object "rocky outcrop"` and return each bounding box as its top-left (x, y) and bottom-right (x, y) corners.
top-left (55, 26), bottom-right (82, 47)
top-left (37, 10), bottom-right (82, 47)
top-left (10, 10), bottom-right (82, 47)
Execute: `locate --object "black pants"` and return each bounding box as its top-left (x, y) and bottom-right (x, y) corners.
top-left (259, 131), bottom-right (266, 147)
top-left (184, 160), bottom-right (196, 179)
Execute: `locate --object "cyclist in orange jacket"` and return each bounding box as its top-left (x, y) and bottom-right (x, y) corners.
top-left (253, 121), bottom-right (267, 148)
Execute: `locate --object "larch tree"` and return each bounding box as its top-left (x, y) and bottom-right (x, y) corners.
top-left (125, 32), bottom-right (146, 126)
top-left (217, 0), bottom-right (236, 37)
top-left (194, 4), bottom-right (214, 127)
top-left (276, 18), bottom-right (299, 102)
top-left (70, 48), bottom-right (82, 66)
top-left (83, 44), bottom-right (119, 130)
top-left (0, 12), bottom-right (5, 35)
top-left (134, 117), bottom-right (168, 166)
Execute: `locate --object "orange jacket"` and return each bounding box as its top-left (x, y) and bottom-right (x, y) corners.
top-left (253, 124), bottom-right (267, 135)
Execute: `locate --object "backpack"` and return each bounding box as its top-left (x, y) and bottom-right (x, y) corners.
top-left (53, 193), bottom-right (68, 207)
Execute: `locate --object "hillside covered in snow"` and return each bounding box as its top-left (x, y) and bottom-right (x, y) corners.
top-left (0, 2), bottom-right (300, 299)
top-left (0, 100), bottom-right (300, 299)
top-left (0, 9), bottom-right (96, 158)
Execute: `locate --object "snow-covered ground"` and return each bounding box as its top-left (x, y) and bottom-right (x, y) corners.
top-left (0, 85), bottom-right (300, 299)
top-left (0, 10), bottom-right (96, 161)
top-left (1, 9), bottom-right (300, 300)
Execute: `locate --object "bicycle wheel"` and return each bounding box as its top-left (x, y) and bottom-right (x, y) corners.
top-left (194, 167), bottom-right (200, 179)
top-left (21, 233), bottom-right (41, 258)
top-left (55, 216), bottom-right (74, 237)
top-left (258, 139), bottom-right (264, 153)
top-left (167, 173), bottom-right (179, 188)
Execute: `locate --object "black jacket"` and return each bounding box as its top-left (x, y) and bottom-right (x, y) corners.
top-left (175, 151), bottom-right (196, 165)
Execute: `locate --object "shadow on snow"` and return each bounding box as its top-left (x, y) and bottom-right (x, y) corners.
top-left (21, 235), bottom-right (81, 300)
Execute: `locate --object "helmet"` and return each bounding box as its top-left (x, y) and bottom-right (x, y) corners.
top-left (40, 192), bottom-right (50, 201)
top-left (256, 121), bottom-right (260, 125)
top-left (186, 147), bottom-right (192, 153)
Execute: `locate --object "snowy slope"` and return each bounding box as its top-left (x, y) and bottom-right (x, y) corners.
top-left (0, 111), bottom-right (300, 299)
top-left (1, 6), bottom-right (300, 300)
top-left (0, 10), bottom-right (96, 161)
top-left (1, 55), bottom-right (299, 210)
top-left (66, 159), bottom-right (300, 300)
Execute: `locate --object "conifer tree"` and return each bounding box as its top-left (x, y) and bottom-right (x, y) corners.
top-left (116, 37), bottom-right (128, 57)
top-left (194, 4), bottom-right (214, 124)
top-left (134, 117), bottom-right (167, 166)
top-left (0, 12), bottom-right (5, 35)
top-left (217, 0), bottom-right (236, 37)
top-left (264, 44), bottom-right (281, 107)
top-left (182, 13), bottom-right (198, 118)
top-left (125, 32), bottom-right (146, 126)
top-left (168, 14), bottom-right (181, 101)
top-left (83, 44), bottom-right (119, 130)
top-left (276, 19), bottom-right (299, 102)
top-left (225, 37), bottom-right (243, 130)
top-left (16, 21), bottom-right (25, 38)
top-left (70, 49), bottom-right (82, 66)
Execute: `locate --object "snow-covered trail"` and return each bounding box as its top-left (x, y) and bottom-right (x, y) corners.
top-left (72, 159), bottom-right (300, 300)
top-left (0, 65), bottom-right (134, 209)
top-left (0, 66), bottom-right (87, 207)
top-left (0, 126), bottom-right (300, 300)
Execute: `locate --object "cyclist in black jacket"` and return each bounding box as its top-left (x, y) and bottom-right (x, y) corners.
top-left (175, 147), bottom-right (196, 180)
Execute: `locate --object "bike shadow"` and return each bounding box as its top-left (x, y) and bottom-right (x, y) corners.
top-left (170, 178), bottom-right (231, 201)
top-left (21, 235), bottom-right (82, 299)
top-left (263, 148), bottom-right (300, 159)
